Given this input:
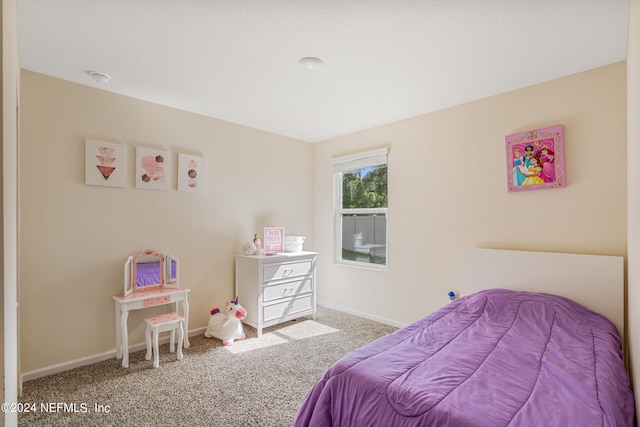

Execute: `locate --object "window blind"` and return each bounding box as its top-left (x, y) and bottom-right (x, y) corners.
top-left (332, 148), bottom-right (388, 173)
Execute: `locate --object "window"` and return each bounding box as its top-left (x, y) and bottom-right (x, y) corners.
top-left (333, 148), bottom-right (388, 269)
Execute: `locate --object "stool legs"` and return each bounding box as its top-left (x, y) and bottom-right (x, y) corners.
top-left (152, 327), bottom-right (160, 368)
top-left (177, 320), bottom-right (184, 361)
top-left (145, 326), bottom-right (152, 361)
top-left (144, 317), bottom-right (185, 368)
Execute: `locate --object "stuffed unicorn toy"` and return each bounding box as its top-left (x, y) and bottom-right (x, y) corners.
top-left (204, 296), bottom-right (247, 346)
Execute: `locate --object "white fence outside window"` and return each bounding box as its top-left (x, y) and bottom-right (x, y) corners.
top-left (341, 214), bottom-right (387, 260)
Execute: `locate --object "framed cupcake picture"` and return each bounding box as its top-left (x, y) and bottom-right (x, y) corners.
top-left (85, 139), bottom-right (126, 188)
top-left (136, 147), bottom-right (170, 190)
top-left (178, 153), bottom-right (207, 193)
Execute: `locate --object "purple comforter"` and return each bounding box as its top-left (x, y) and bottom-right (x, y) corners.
top-left (294, 289), bottom-right (635, 426)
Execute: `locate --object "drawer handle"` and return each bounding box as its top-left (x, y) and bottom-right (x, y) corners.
top-left (282, 269), bottom-right (294, 277)
top-left (283, 287), bottom-right (294, 296)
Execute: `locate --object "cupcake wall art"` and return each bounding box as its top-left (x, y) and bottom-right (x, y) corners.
top-left (85, 139), bottom-right (126, 188)
top-left (136, 147), bottom-right (171, 191)
top-left (177, 153), bottom-right (207, 193)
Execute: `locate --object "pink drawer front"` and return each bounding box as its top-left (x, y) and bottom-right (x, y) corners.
top-left (144, 296), bottom-right (171, 307)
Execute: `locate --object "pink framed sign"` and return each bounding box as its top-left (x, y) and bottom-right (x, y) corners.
top-left (506, 124), bottom-right (565, 192)
top-left (264, 227), bottom-right (284, 254)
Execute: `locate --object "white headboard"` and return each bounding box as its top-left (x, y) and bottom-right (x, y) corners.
top-left (460, 248), bottom-right (625, 335)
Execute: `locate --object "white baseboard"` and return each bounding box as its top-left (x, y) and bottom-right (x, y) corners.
top-left (21, 349), bottom-right (116, 384)
top-left (20, 327), bottom-right (207, 388)
top-left (317, 300), bottom-right (408, 329)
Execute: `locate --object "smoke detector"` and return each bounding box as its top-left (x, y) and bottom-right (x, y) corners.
top-left (298, 57), bottom-right (324, 70)
top-left (88, 71), bottom-right (111, 84)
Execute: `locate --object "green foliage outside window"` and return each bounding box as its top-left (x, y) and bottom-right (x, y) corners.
top-left (342, 165), bottom-right (388, 209)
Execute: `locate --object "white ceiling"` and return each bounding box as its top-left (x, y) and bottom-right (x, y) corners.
top-left (17, 0), bottom-right (630, 143)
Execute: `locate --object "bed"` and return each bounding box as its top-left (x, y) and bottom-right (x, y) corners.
top-left (294, 248), bottom-right (635, 426)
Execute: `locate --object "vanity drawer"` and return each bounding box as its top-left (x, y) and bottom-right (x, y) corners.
top-left (263, 295), bottom-right (313, 322)
top-left (263, 277), bottom-right (313, 303)
top-left (263, 259), bottom-right (312, 282)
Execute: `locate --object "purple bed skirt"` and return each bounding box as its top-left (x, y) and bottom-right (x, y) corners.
top-left (294, 289), bottom-right (635, 426)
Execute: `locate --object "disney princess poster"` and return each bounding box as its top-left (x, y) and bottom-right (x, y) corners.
top-left (505, 124), bottom-right (565, 192)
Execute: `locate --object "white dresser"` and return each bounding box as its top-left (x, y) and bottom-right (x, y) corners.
top-left (235, 251), bottom-right (317, 337)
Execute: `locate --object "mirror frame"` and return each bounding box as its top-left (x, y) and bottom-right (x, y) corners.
top-left (124, 256), bottom-right (134, 295)
top-left (123, 249), bottom-right (181, 296)
top-left (164, 253), bottom-right (179, 288)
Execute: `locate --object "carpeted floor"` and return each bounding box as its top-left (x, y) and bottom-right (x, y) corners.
top-left (18, 306), bottom-right (397, 426)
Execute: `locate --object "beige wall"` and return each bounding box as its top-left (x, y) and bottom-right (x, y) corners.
top-left (313, 63), bottom-right (627, 326)
top-left (18, 56), bottom-right (630, 386)
top-left (627, 0), bottom-right (640, 412)
top-left (19, 71), bottom-right (313, 373)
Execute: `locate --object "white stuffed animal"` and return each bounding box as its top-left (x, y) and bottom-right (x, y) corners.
top-left (204, 296), bottom-right (247, 346)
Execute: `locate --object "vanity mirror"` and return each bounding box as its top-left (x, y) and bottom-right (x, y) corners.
top-left (165, 253), bottom-right (179, 288)
top-left (123, 249), bottom-right (180, 296)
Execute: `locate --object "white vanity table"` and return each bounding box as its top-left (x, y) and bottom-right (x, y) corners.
top-left (236, 251), bottom-right (317, 337)
top-left (114, 249), bottom-right (190, 368)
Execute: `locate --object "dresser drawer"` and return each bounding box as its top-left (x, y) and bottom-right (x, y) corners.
top-left (263, 259), bottom-right (312, 282)
top-left (263, 277), bottom-right (313, 302)
top-left (263, 295), bottom-right (313, 322)
top-left (236, 252), bottom-right (317, 338)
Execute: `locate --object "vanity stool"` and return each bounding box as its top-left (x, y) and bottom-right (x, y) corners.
top-left (145, 312), bottom-right (184, 368)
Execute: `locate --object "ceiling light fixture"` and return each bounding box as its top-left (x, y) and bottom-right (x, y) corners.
top-left (298, 57), bottom-right (324, 70)
top-left (88, 71), bottom-right (111, 84)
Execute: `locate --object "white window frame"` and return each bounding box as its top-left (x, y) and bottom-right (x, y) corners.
top-left (333, 148), bottom-right (388, 270)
